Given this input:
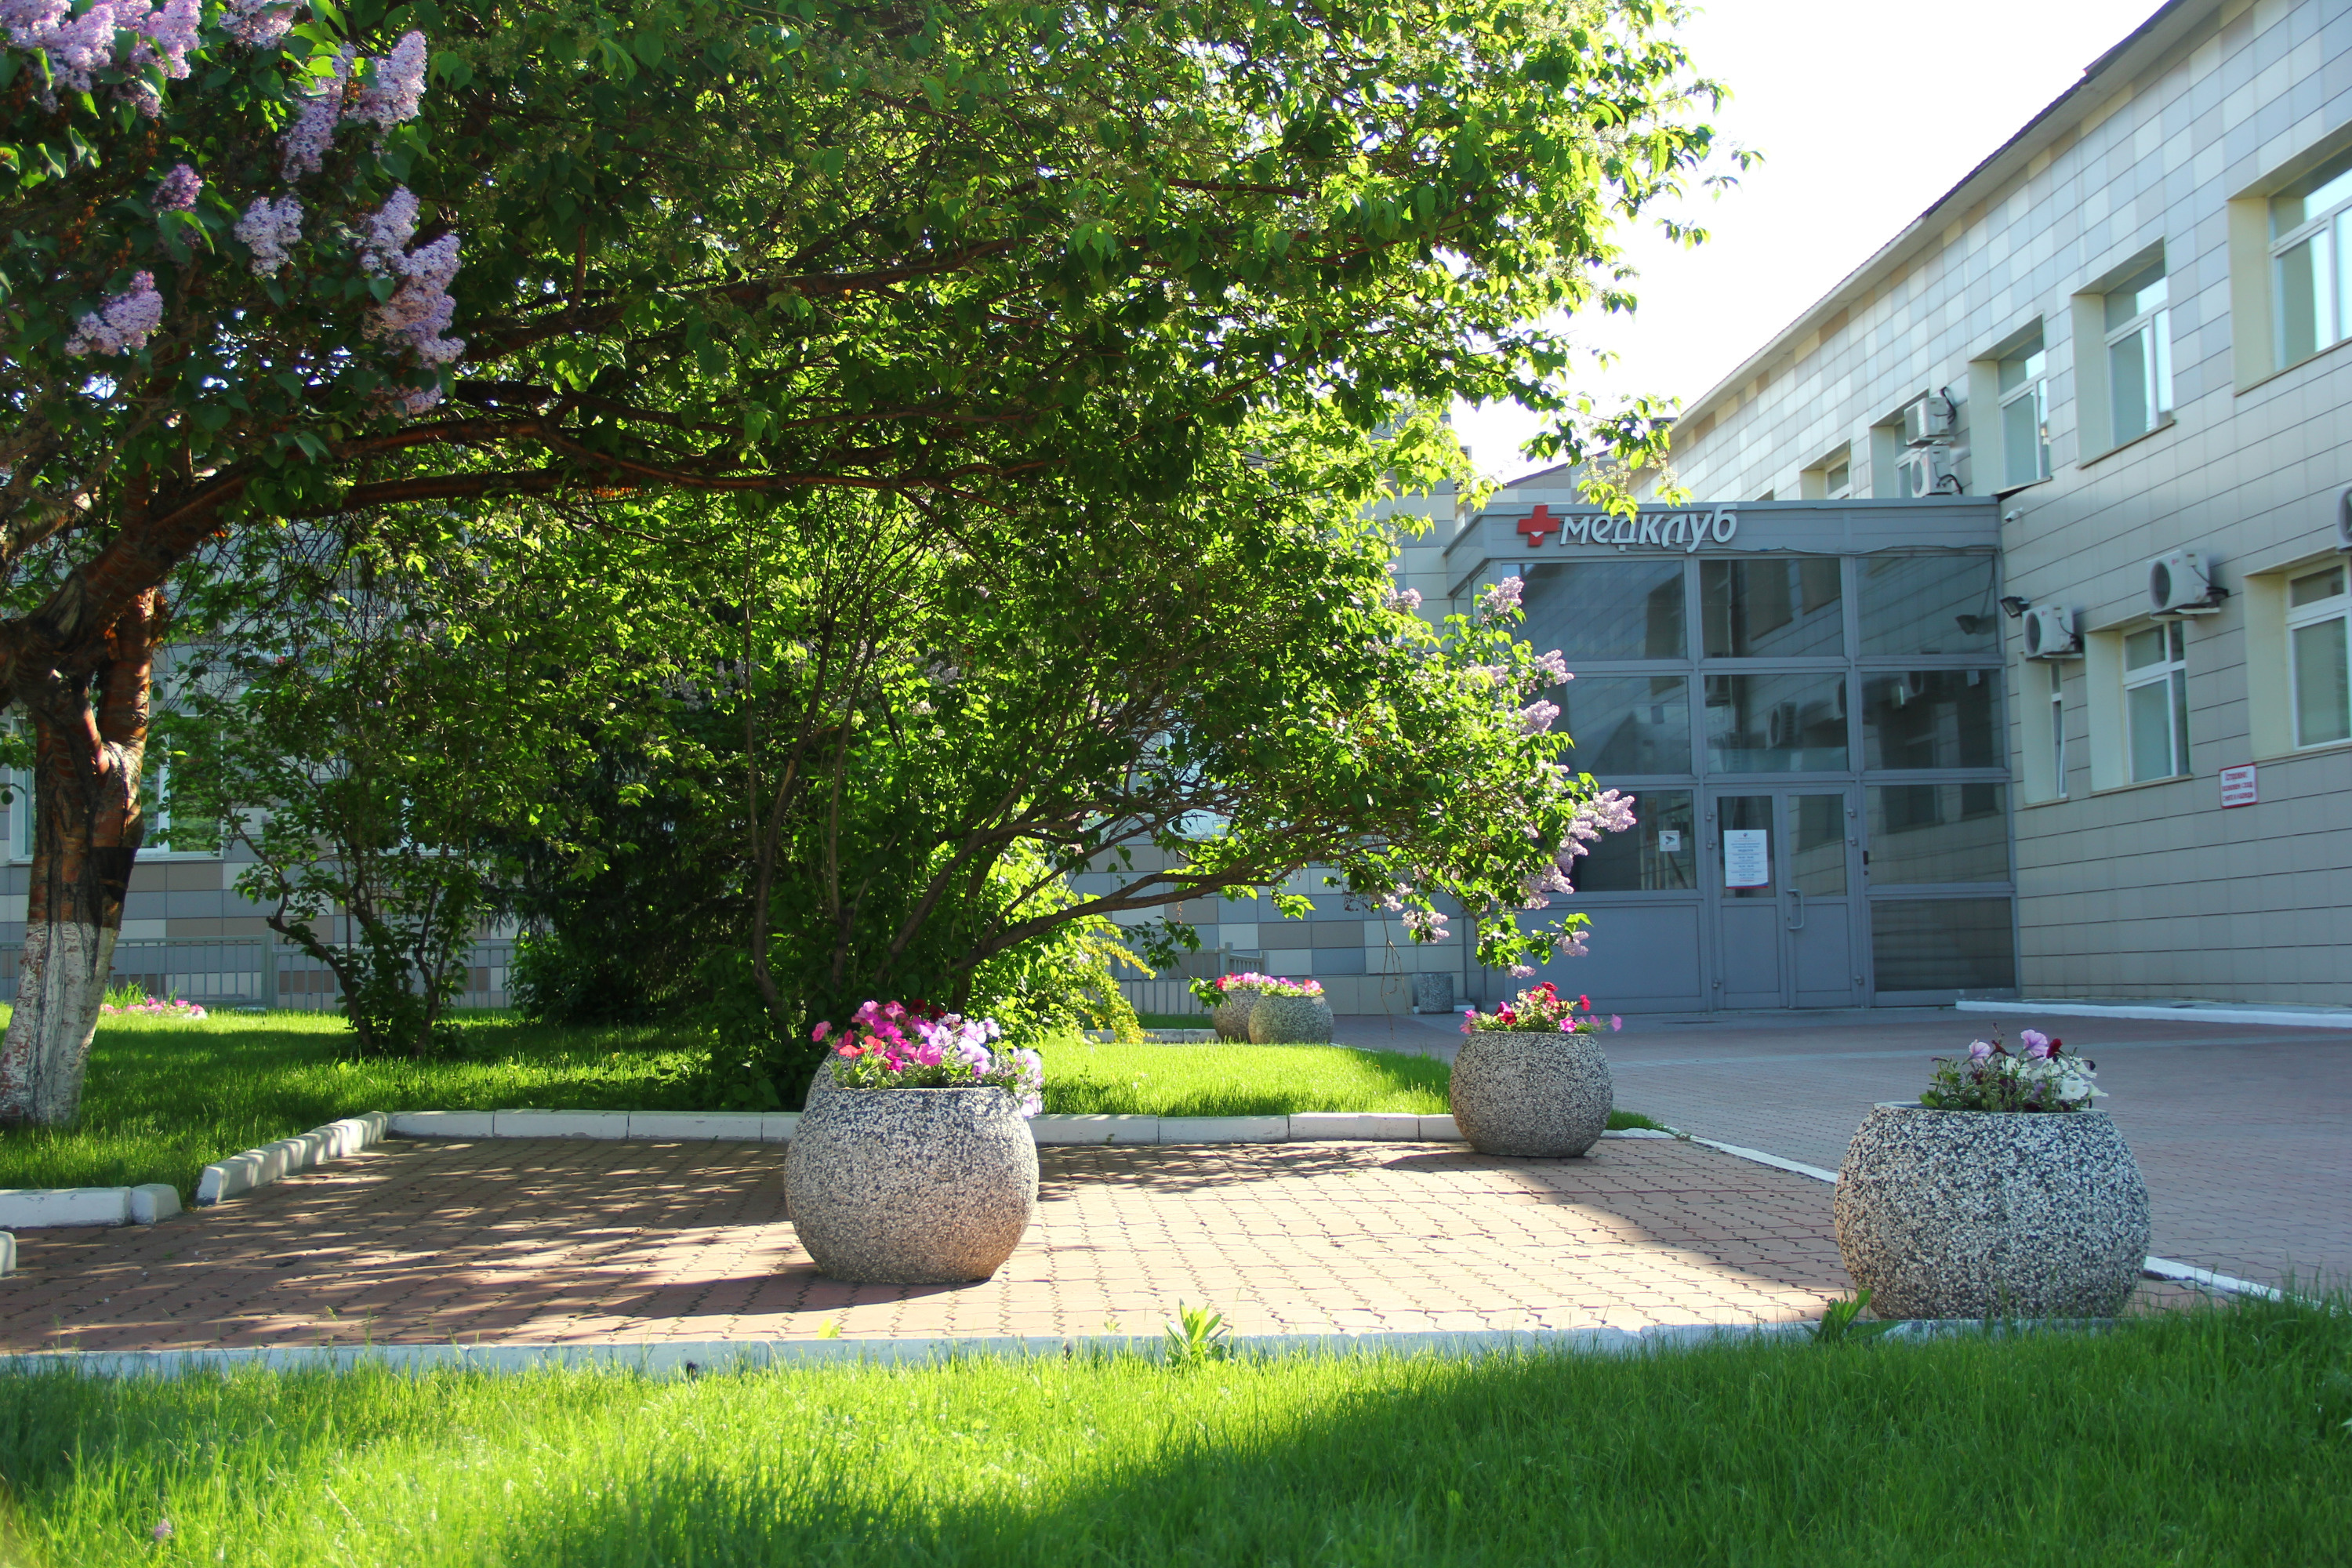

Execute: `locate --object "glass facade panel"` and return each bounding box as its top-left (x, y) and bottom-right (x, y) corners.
top-left (1790, 793), bottom-right (1846, 895)
top-left (1860, 670), bottom-right (1998, 769)
top-left (1871, 899), bottom-right (2017, 993)
top-left (1558, 675), bottom-right (1690, 775)
top-left (1701, 559), bottom-right (1844, 658)
top-left (1716, 793), bottom-right (1774, 899)
top-left (1856, 554), bottom-right (1999, 657)
top-left (1574, 789), bottom-right (1696, 892)
top-left (1704, 673), bottom-right (1849, 772)
top-left (1866, 785), bottom-right (2009, 884)
top-left (1519, 560), bottom-right (1686, 663)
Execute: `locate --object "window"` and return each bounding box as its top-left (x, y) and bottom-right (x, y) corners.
top-left (2103, 261), bottom-right (2173, 445)
top-left (2270, 150), bottom-right (2352, 366)
top-left (1573, 789), bottom-right (1697, 891)
top-left (1824, 461), bottom-right (1851, 499)
top-left (2046, 662), bottom-right (2067, 797)
top-left (1997, 332), bottom-right (2051, 487)
top-left (2123, 621), bottom-right (2190, 782)
top-left (1519, 560), bottom-right (1686, 662)
top-left (1856, 554), bottom-right (2000, 657)
top-left (1557, 676), bottom-right (1691, 775)
top-left (1866, 784), bottom-right (2010, 884)
top-left (1703, 672), bottom-right (1849, 772)
top-left (1701, 559), bottom-right (1844, 658)
top-left (2287, 563), bottom-right (2351, 747)
top-left (1860, 670), bottom-right (2000, 770)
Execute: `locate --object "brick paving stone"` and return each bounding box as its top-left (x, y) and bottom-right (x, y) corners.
top-left (0, 1135), bottom-right (1898, 1352)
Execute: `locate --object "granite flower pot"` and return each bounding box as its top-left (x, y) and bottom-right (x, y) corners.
top-left (784, 1087), bottom-right (1039, 1285)
top-left (1247, 994), bottom-right (1334, 1044)
top-left (1833, 1103), bottom-right (2151, 1320)
top-left (1212, 990), bottom-right (1260, 1042)
top-left (1447, 1030), bottom-right (1611, 1157)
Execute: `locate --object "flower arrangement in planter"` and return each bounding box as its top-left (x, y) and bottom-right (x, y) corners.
top-left (1834, 1026), bottom-right (2150, 1322)
top-left (1190, 973), bottom-right (1328, 1041)
top-left (98, 989), bottom-right (208, 1022)
top-left (1448, 982), bottom-right (1617, 1157)
top-left (786, 998), bottom-right (1046, 1286)
top-left (815, 999), bottom-right (1044, 1116)
top-left (1459, 982), bottom-right (1619, 1036)
top-left (1918, 1028), bottom-right (2101, 1112)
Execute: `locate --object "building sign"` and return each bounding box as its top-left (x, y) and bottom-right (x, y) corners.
top-left (2219, 764), bottom-right (2258, 808)
top-left (1513, 503), bottom-right (1738, 554)
top-left (1722, 829), bottom-right (1770, 888)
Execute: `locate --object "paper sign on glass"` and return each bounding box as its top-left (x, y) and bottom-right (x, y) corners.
top-left (1657, 829), bottom-right (1682, 853)
top-left (1722, 829), bottom-right (1771, 888)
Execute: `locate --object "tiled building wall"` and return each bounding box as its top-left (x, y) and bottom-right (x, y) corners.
top-left (1647, 0), bottom-right (2352, 1004)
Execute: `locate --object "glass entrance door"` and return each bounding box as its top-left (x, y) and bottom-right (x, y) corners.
top-left (1706, 789), bottom-right (1862, 1009)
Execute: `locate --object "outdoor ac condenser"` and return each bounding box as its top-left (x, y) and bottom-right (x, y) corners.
top-left (2023, 603), bottom-right (2080, 659)
top-left (2147, 549), bottom-right (2224, 615)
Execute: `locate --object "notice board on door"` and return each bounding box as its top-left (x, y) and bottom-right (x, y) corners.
top-left (1722, 829), bottom-right (1771, 888)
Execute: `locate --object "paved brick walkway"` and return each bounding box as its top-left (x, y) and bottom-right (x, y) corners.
top-left (1338, 1007), bottom-right (2352, 1291)
top-left (0, 1136), bottom-right (1868, 1352)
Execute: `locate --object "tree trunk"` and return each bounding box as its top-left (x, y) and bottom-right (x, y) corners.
top-left (0, 593), bottom-right (156, 1127)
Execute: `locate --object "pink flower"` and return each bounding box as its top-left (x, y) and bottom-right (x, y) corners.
top-left (811, 1021), bottom-right (831, 1043)
top-left (1968, 1039), bottom-right (1995, 1062)
top-left (1610, 1015), bottom-right (1622, 1032)
top-left (2020, 1029), bottom-right (2055, 1061)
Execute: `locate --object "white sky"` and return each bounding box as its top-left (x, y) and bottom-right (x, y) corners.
top-left (1451, 0), bottom-right (2170, 483)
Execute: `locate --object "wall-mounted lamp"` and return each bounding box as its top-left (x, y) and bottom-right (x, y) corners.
top-left (1998, 595), bottom-right (2031, 619)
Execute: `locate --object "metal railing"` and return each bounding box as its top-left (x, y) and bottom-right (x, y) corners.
top-left (1112, 946), bottom-right (1261, 1020)
top-left (0, 937), bottom-right (515, 1011)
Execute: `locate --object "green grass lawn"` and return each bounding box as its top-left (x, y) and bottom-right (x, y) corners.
top-left (0, 1014), bottom-right (1655, 1198)
top-left (0, 1298), bottom-right (2343, 1566)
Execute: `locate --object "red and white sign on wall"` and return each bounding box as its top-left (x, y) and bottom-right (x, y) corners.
top-left (2219, 764), bottom-right (2258, 808)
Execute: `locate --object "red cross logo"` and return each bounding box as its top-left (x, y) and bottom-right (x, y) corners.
top-left (1516, 504), bottom-right (1561, 547)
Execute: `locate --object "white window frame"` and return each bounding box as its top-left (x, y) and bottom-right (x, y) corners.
top-left (2045, 662), bottom-right (2067, 798)
top-left (2103, 264), bottom-right (2174, 447)
top-left (2122, 620), bottom-right (2190, 783)
top-left (1996, 332), bottom-right (2051, 489)
top-left (2286, 563), bottom-right (2352, 750)
top-left (2268, 150), bottom-right (2352, 368)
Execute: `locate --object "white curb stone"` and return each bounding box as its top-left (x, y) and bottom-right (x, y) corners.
top-left (0, 1187), bottom-right (132, 1229)
top-left (488, 1110), bottom-right (630, 1138)
top-left (197, 1112), bottom-right (390, 1206)
top-left (1418, 1114), bottom-right (1465, 1142)
top-left (388, 1110), bottom-right (495, 1138)
top-left (625, 1112), bottom-right (767, 1142)
top-left (0, 1232), bottom-right (13, 1276)
top-left (1158, 1115), bottom-right (1287, 1145)
top-left (128, 1184), bottom-right (181, 1225)
top-left (1957, 997), bottom-right (2352, 1030)
top-left (761, 1112), bottom-right (800, 1143)
top-left (1029, 1114), bottom-right (1160, 1145)
top-left (1289, 1112), bottom-right (1420, 1142)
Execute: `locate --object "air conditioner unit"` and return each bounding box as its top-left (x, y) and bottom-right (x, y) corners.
top-left (2022, 603), bottom-right (2081, 659)
top-left (2338, 485), bottom-right (2352, 552)
top-left (1902, 391), bottom-right (1957, 447)
top-left (1896, 445), bottom-right (1959, 498)
top-left (2147, 549), bottom-right (2225, 615)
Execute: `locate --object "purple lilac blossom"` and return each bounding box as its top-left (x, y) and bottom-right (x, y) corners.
top-left (233, 194), bottom-right (303, 274)
top-left (279, 47), bottom-right (354, 178)
top-left (1518, 699), bottom-right (1560, 735)
top-left (1530, 648), bottom-right (1570, 684)
top-left (1388, 587), bottom-right (1423, 612)
top-left (346, 30), bottom-right (427, 131)
top-left (1478, 575), bottom-right (1524, 615)
top-left (153, 162), bottom-right (200, 211)
top-left (64, 271), bottom-right (162, 356)
top-left (222, 0), bottom-right (292, 47)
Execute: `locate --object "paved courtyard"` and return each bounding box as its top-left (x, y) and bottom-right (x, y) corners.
top-left (1338, 1007), bottom-right (2352, 1291)
top-left (0, 1134), bottom-right (1870, 1352)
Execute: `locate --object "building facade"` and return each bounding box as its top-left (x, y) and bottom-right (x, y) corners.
top-left (1633, 0), bottom-right (2352, 1007)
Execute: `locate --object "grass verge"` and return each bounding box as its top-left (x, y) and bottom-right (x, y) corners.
top-left (0, 1297), bottom-right (2343, 1566)
top-left (1, 1018), bottom-right (1652, 1197)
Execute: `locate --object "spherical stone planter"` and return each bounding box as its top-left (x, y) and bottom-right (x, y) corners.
top-left (1833, 1103), bottom-right (2151, 1321)
top-left (1212, 991), bottom-right (1260, 1042)
top-left (1447, 1031), bottom-right (1611, 1157)
top-left (784, 1087), bottom-right (1039, 1285)
top-left (1247, 994), bottom-right (1334, 1044)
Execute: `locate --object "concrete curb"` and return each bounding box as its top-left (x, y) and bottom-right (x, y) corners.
top-left (383, 1109), bottom-right (1490, 1147)
top-left (0, 1316), bottom-right (2129, 1381)
top-left (1957, 997), bottom-right (2352, 1031)
top-left (0, 1180), bottom-right (187, 1241)
top-left (1658, 1121), bottom-right (2288, 1303)
top-left (195, 1113), bottom-right (390, 1206)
